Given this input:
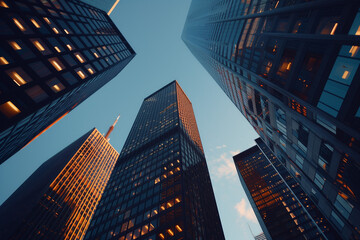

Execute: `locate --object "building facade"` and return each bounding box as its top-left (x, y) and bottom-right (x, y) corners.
top-left (0, 0), bottom-right (135, 164)
top-left (234, 138), bottom-right (341, 240)
top-left (0, 128), bottom-right (119, 240)
top-left (84, 81), bottom-right (225, 240)
top-left (182, 0), bottom-right (360, 238)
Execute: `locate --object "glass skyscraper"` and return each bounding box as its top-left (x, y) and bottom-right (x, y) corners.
top-left (234, 138), bottom-right (340, 240)
top-left (84, 81), bottom-right (225, 240)
top-left (0, 0), bottom-right (135, 164)
top-left (182, 0), bottom-right (360, 238)
top-left (0, 128), bottom-right (119, 240)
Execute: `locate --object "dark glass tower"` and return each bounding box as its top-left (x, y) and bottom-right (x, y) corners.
top-left (84, 81), bottom-right (225, 240)
top-left (0, 0), bottom-right (135, 164)
top-left (234, 138), bottom-right (341, 240)
top-left (182, 0), bottom-right (360, 238)
top-left (0, 128), bottom-right (119, 240)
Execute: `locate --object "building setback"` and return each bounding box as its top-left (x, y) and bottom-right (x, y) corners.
top-left (0, 128), bottom-right (119, 240)
top-left (84, 81), bottom-right (225, 240)
top-left (182, 0), bottom-right (360, 238)
top-left (234, 138), bottom-right (341, 240)
top-left (0, 0), bottom-right (135, 164)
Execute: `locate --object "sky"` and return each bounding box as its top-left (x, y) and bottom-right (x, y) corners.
top-left (0, 1), bottom-right (262, 239)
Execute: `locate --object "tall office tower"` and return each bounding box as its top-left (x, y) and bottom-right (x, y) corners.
top-left (234, 138), bottom-right (341, 240)
top-left (0, 128), bottom-right (119, 240)
top-left (80, 0), bottom-right (120, 15)
top-left (84, 81), bottom-right (225, 240)
top-left (183, 0), bottom-right (360, 238)
top-left (0, 0), bottom-right (135, 164)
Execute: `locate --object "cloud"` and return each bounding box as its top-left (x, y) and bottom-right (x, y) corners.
top-left (235, 198), bottom-right (257, 223)
top-left (215, 144), bottom-right (227, 149)
top-left (211, 152), bottom-right (237, 180)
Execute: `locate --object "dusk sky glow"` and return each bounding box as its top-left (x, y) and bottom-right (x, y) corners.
top-left (0, 1), bottom-right (262, 239)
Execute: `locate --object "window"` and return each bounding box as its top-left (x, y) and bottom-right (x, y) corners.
top-left (13, 18), bottom-right (26, 31)
top-left (6, 68), bottom-right (32, 86)
top-left (330, 211), bottom-right (344, 230)
top-left (49, 57), bottom-right (65, 71)
top-left (317, 56), bottom-right (360, 117)
top-left (0, 57), bottom-right (9, 65)
top-left (318, 142), bottom-right (333, 170)
top-left (9, 41), bottom-right (22, 50)
top-left (0, 0), bottom-right (9, 8)
top-left (314, 172), bottom-right (325, 189)
top-left (29, 61), bottom-right (51, 78)
top-left (46, 78), bottom-right (65, 93)
top-left (76, 69), bottom-right (87, 79)
top-left (74, 52), bottom-right (85, 63)
top-left (25, 86), bottom-right (48, 103)
top-left (0, 101), bottom-right (21, 118)
top-left (334, 194), bottom-right (353, 219)
top-left (30, 18), bottom-right (41, 28)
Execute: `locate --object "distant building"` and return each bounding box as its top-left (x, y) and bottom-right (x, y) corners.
top-left (80, 0), bottom-right (120, 15)
top-left (183, 0), bottom-right (360, 238)
top-left (254, 232), bottom-right (267, 240)
top-left (234, 138), bottom-right (341, 240)
top-left (0, 128), bottom-right (119, 240)
top-left (84, 81), bottom-right (225, 240)
top-left (0, 0), bottom-right (135, 164)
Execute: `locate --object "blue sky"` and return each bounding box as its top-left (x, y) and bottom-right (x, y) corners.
top-left (0, 1), bottom-right (262, 239)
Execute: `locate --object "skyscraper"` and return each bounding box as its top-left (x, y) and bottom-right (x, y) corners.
top-left (234, 138), bottom-right (340, 240)
top-left (84, 81), bottom-right (225, 240)
top-left (0, 127), bottom-right (119, 240)
top-left (0, 0), bottom-right (135, 164)
top-left (182, 0), bottom-right (360, 238)
top-left (80, 0), bottom-right (120, 15)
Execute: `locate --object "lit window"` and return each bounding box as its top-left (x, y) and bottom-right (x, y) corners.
top-left (87, 68), bottom-right (94, 74)
top-left (30, 18), bottom-right (40, 28)
top-left (52, 27), bottom-right (59, 34)
top-left (6, 69), bottom-right (31, 86)
top-left (9, 41), bottom-right (21, 50)
top-left (75, 53), bottom-right (85, 63)
top-left (77, 70), bottom-right (86, 79)
top-left (49, 57), bottom-right (65, 71)
top-left (342, 70), bottom-right (350, 79)
top-left (66, 44), bottom-right (73, 51)
top-left (0, 101), bottom-right (21, 118)
top-left (175, 225), bottom-right (182, 232)
top-left (43, 17), bottom-right (51, 24)
top-left (0, 57), bottom-right (9, 65)
top-left (32, 40), bottom-right (45, 51)
top-left (330, 23), bottom-right (338, 35)
top-left (159, 233), bottom-right (165, 240)
top-left (13, 18), bottom-right (26, 31)
top-left (64, 29), bottom-right (69, 34)
top-left (46, 78), bottom-right (65, 93)
top-left (93, 52), bottom-right (99, 58)
top-left (167, 229), bottom-right (174, 236)
top-left (0, 0), bottom-right (9, 8)
top-left (54, 46), bottom-right (61, 52)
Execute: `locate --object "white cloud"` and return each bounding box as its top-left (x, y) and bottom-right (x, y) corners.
top-left (211, 152), bottom-right (237, 180)
top-left (215, 144), bottom-right (227, 149)
top-left (235, 198), bottom-right (257, 223)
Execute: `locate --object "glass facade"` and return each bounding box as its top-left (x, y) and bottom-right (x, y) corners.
top-left (234, 138), bottom-right (340, 240)
top-left (182, 0), bottom-right (360, 238)
top-left (0, 0), bottom-right (135, 164)
top-left (84, 81), bottom-right (225, 240)
top-left (0, 128), bottom-right (119, 240)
